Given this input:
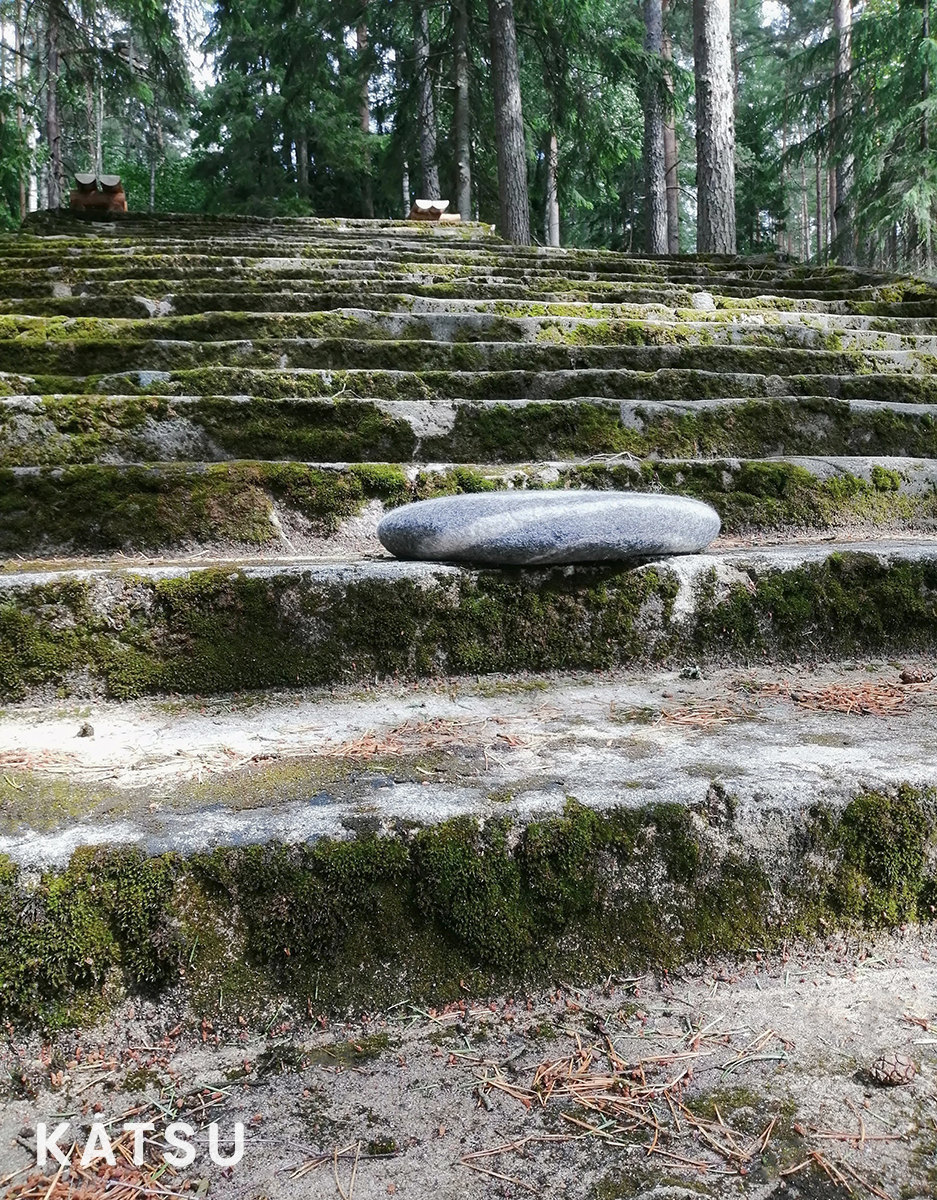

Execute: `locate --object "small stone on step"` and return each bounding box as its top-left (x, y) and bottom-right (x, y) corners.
top-left (378, 491), bottom-right (720, 565)
top-left (691, 291), bottom-right (716, 310)
top-left (77, 722), bottom-right (94, 738)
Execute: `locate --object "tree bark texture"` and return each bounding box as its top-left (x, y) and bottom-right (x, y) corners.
top-left (15, 0), bottom-right (26, 217)
top-left (545, 130), bottom-right (560, 245)
top-left (45, 9), bottom-right (63, 209)
top-left (662, 6), bottom-right (679, 254)
top-left (453, 0), bottom-right (472, 220)
top-left (357, 20), bottom-right (374, 217)
top-left (643, 0), bottom-right (668, 253)
top-left (487, 0), bottom-right (530, 243)
top-left (832, 0), bottom-right (854, 263)
top-left (297, 136), bottom-right (309, 196)
top-left (693, 0), bottom-right (736, 253)
top-left (415, 4), bottom-right (440, 199)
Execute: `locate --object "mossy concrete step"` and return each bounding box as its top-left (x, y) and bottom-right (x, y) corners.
top-left (0, 243), bottom-right (914, 282)
top-left (14, 363), bottom-right (934, 406)
top-left (2, 540), bottom-right (937, 701)
top-left (4, 309), bottom-right (936, 353)
top-left (3, 332), bottom-right (933, 376)
top-left (1, 230), bottom-right (893, 280)
top-left (9, 291), bottom-right (937, 339)
top-left (0, 660), bottom-right (935, 1026)
top-left (0, 265), bottom-right (907, 307)
top-left (0, 238), bottom-right (905, 296)
top-left (4, 272), bottom-right (933, 315)
top-left (4, 392), bottom-right (937, 464)
top-left (2, 660), bottom-right (934, 866)
top-left (2, 456), bottom-right (935, 557)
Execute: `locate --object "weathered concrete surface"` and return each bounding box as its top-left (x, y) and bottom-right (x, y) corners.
top-left (1, 659), bottom-right (935, 865)
top-left (3, 539), bottom-right (937, 702)
top-left (0, 932), bottom-right (933, 1199)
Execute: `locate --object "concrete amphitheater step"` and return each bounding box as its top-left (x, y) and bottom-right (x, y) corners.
top-left (1, 456), bottom-right (936, 557)
top-left (3, 213), bottom-right (937, 1037)
top-left (5, 392), bottom-right (937, 464)
top-left (2, 539), bottom-right (936, 701)
top-left (3, 268), bottom-right (933, 312)
top-left (0, 655), bottom-right (935, 1032)
top-left (4, 332), bottom-right (935, 376)
top-left (8, 364), bottom-right (932, 404)
top-left (6, 308), bottom-right (937, 352)
top-left (2, 659), bottom-right (935, 866)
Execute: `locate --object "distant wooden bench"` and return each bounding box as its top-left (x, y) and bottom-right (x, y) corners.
top-left (408, 199), bottom-right (461, 223)
top-left (69, 174), bottom-right (128, 214)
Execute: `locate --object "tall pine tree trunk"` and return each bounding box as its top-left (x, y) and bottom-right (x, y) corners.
top-left (415, 4), bottom-right (440, 199)
top-left (45, 9), bottom-right (63, 209)
top-left (453, 0), bottom-right (472, 221)
top-left (643, 0), bottom-right (668, 253)
top-left (832, 0), bottom-right (854, 263)
top-left (487, 0), bottom-right (529, 244)
top-left (693, 0), bottom-right (736, 253)
top-left (296, 136), bottom-right (309, 197)
top-left (662, 2), bottom-right (679, 254)
top-left (358, 20), bottom-right (374, 217)
top-left (95, 82), bottom-right (104, 178)
top-left (545, 130), bottom-right (559, 246)
top-left (15, 0), bottom-right (26, 217)
top-left (923, 1), bottom-right (933, 269)
top-left (86, 79), bottom-right (95, 171)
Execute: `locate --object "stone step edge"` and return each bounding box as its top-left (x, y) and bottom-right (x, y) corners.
top-left (5, 394), bottom-right (937, 470)
top-left (9, 297), bottom-right (937, 331)
top-left (2, 541), bottom-right (936, 702)
top-left (0, 772), bottom-right (932, 1026)
top-left (5, 309), bottom-right (937, 347)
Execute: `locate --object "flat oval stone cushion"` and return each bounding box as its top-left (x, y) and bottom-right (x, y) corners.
top-left (377, 491), bottom-right (721, 566)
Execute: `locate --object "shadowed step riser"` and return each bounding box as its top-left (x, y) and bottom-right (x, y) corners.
top-left (2, 546), bottom-right (937, 700)
top-left (4, 395), bottom-right (937, 464)
top-left (5, 310), bottom-right (937, 351)
top-left (3, 337), bottom-right (936, 376)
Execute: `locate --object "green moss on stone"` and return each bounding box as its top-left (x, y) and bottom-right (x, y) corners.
top-left (3, 552), bottom-right (937, 700)
top-left (1, 787), bottom-right (934, 1028)
top-left (0, 847), bottom-right (177, 1027)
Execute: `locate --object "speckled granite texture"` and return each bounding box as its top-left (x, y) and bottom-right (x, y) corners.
top-left (377, 490), bottom-right (721, 565)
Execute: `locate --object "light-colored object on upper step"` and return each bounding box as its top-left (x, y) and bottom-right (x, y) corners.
top-left (69, 173), bottom-right (127, 214)
top-left (377, 490), bottom-right (721, 565)
top-left (409, 199), bottom-right (451, 221)
top-left (691, 291), bottom-right (717, 310)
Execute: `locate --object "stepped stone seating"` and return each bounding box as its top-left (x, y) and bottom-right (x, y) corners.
top-left (1, 211), bottom-right (937, 1033)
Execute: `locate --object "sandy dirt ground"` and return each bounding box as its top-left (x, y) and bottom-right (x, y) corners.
top-left (1, 931), bottom-right (935, 1200)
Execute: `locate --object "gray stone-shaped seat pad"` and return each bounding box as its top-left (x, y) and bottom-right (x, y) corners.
top-left (377, 491), bottom-right (721, 565)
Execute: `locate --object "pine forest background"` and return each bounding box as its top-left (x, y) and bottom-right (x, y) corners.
top-left (1, 0), bottom-right (935, 273)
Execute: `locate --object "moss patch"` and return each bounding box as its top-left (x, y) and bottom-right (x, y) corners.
top-left (1, 789), bottom-right (934, 1028)
top-left (2, 551), bottom-right (937, 700)
top-left (0, 462), bottom-right (502, 554)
